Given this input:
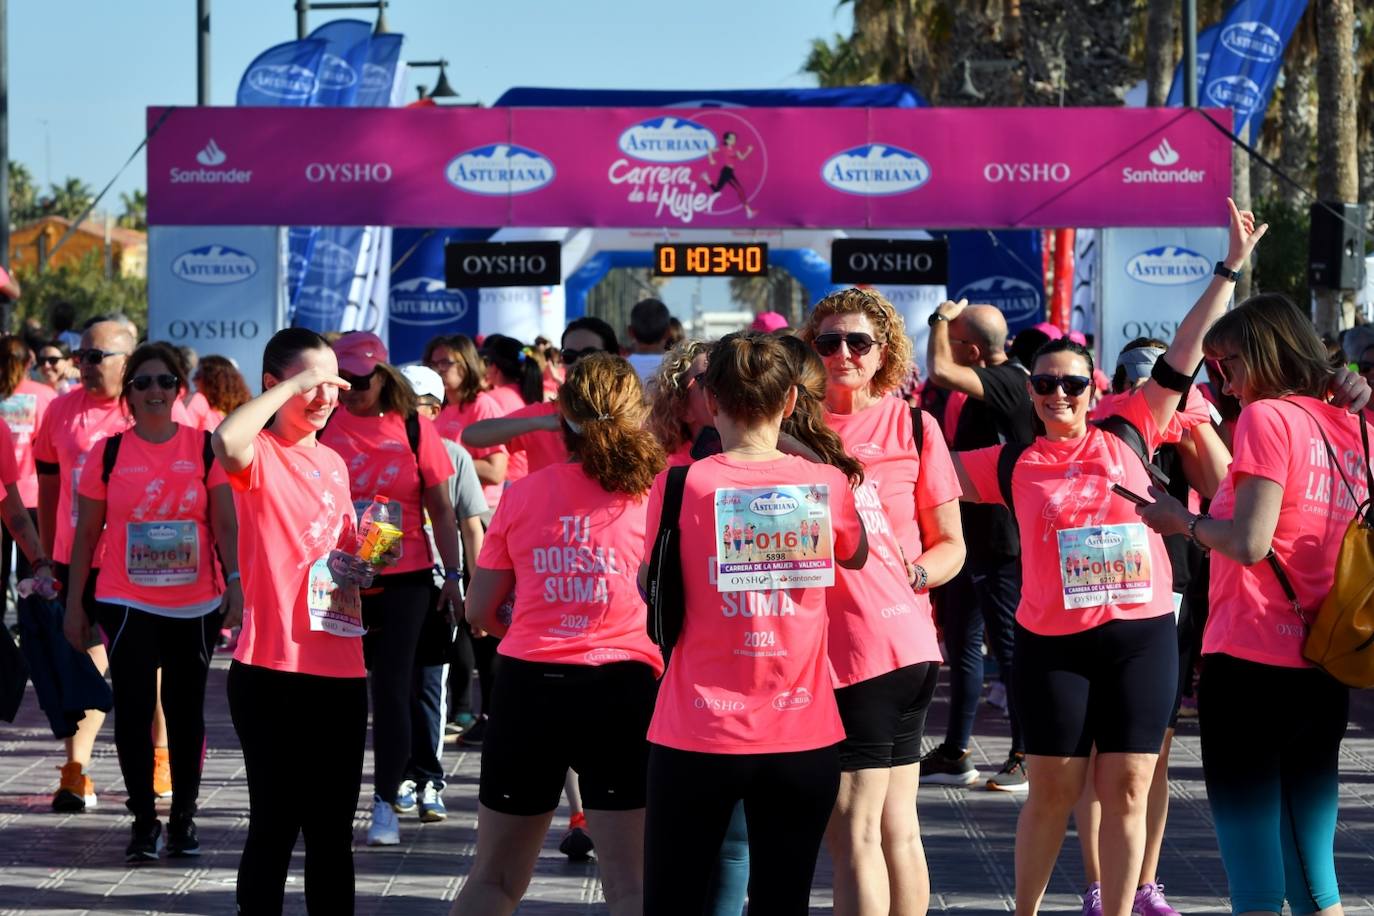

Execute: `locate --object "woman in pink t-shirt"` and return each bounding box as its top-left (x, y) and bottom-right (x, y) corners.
top-left (637, 333), bottom-right (868, 915)
top-left (191, 355), bottom-right (251, 432)
top-left (0, 336), bottom-right (56, 627)
top-left (797, 292), bottom-right (966, 914)
top-left (645, 338), bottom-right (714, 466)
top-left (951, 200), bottom-right (1272, 916)
top-left (212, 328), bottom-right (379, 915)
top-left (64, 341), bottom-right (239, 862)
top-left (453, 354), bottom-right (665, 916)
top-left (323, 332), bottom-right (463, 849)
top-left (479, 334), bottom-right (549, 489)
top-left (425, 333), bottom-right (508, 507)
top-left (1136, 293), bottom-right (1372, 916)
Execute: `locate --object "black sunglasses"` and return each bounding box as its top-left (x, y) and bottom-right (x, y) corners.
top-left (812, 332), bottom-right (878, 358)
top-left (74, 348), bottom-right (128, 366)
top-left (130, 373), bottom-right (180, 392)
top-left (37, 355), bottom-right (64, 367)
top-left (561, 346), bottom-right (602, 366)
top-left (340, 371), bottom-right (374, 391)
top-left (1029, 374), bottom-right (1092, 397)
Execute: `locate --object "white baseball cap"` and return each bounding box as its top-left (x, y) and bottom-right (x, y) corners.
top-left (400, 364), bottom-right (444, 402)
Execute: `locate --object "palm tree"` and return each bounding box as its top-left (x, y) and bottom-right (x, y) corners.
top-left (48, 177), bottom-right (95, 221)
top-left (118, 189), bottom-right (147, 231)
top-left (7, 162), bottom-right (40, 223)
top-left (1313, 0), bottom-right (1358, 337)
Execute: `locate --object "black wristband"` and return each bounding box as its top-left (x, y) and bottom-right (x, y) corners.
top-left (1213, 261), bottom-right (1242, 282)
top-left (1150, 355), bottom-right (1195, 393)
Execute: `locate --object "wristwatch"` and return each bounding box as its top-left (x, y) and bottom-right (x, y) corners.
top-left (1213, 261), bottom-right (1242, 282)
top-left (927, 312), bottom-right (949, 327)
top-left (443, 567), bottom-right (463, 582)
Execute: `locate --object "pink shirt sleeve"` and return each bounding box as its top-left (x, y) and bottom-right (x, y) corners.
top-left (831, 471), bottom-right (862, 561)
top-left (477, 494), bottom-right (515, 570)
top-left (958, 445), bottom-right (1004, 505)
top-left (207, 458), bottom-right (229, 489)
top-left (1227, 401), bottom-right (1292, 485)
top-left (915, 410), bottom-right (962, 509)
top-left (32, 406), bottom-right (57, 466)
top-left (1095, 387), bottom-right (1167, 453)
top-left (0, 423), bottom-right (21, 487)
top-left (76, 445), bottom-right (107, 501)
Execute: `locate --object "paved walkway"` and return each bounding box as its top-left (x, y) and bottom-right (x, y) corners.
top-left (1, 655), bottom-right (1372, 914)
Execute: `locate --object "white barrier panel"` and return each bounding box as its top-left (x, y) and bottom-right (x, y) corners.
top-left (148, 226), bottom-right (287, 393)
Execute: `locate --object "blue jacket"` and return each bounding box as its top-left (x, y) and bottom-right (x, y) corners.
top-left (16, 594), bottom-right (112, 739)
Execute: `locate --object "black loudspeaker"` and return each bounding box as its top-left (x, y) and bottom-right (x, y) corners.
top-left (1308, 202), bottom-right (1367, 291)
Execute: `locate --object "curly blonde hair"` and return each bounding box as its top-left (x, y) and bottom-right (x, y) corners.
top-left (559, 353), bottom-right (665, 496)
top-left (799, 288), bottom-right (913, 396)
top-left (645, 338), bottom-right (711, 455)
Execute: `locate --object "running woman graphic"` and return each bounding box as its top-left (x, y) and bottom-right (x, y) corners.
top-left (700, 132), bottom-right (757, 219)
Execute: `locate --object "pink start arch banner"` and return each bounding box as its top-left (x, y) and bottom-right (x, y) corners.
top-left (146, 105), bottom-right (1233, 229)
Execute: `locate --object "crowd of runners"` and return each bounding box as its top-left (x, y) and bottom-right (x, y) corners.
top-left (1, 199), bottom-right (1372, 916)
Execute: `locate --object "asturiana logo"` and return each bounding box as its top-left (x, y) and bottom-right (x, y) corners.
top-left (821, 144), bottom-right (930, 196)
top-left (171, 245), bottom-right (258, 286)
top-left (1206, 75), bottom-right (1264, 114)
top-left (146, 525), bottom-right (178, 541)
top-left (1085, 531), bottom-right (1125, 549)
top-left (294, 285), bottom-right (348, 320)
top-left (310, 239), bottom-right (358, 277)
top-left (617, 117), bottom-right (717, 163)
top-left (748, 491), bottom-right (800, 517)
top-left (196, 139), bottom-right (227, 167)
top-left (445, 145), bottom-right (555, 196)
top-left (389, 277), bottom-right (469, 327)
top-left (1220, 21), bottom-right (1283, 62)
top-left (245, 63), bottom-right (318, 101)
top-left (1125, 246), bottom-right (1212, 286)
top-left (772, 688), bottom-right (813, 711)
top-left (953, 276), bottom-right (1041, 324)
top-left (360, 62), bottom-right (392, 94)
top-left (318, 53), bottom-right (357, 90)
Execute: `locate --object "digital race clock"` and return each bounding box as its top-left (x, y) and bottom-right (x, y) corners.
top-left (653, 243), bottom-right (769, 277)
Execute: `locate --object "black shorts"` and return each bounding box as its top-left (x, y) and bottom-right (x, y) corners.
top-left (834, 662), bottom-right (939, 771)
top-left (1014, 614), bottom-right (1177, 758)
top-left (478, 656), bottom-right (658, 815)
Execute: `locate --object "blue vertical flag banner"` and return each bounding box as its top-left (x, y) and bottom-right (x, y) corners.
top-left (293, 227), bottom-right (367, 332)
top-left (944, 231), bottom-right (1045, 335)
top-left (387, 229), bottom-right (483, 364)
top-left (1199, 0), bottom-right (1307, 142)
top-left (1165, 25), bottom-right (1221, 106)
top-left (357, 34), bottom-right (404, 107)
top-left (306, 19), bottom-right (373, 107)
top-left (236, 40), bottom-right (328, 107)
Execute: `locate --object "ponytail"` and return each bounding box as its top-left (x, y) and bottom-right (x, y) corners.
top-left (483, 334), bottom-right (546, 405)
top-left (558, 353), bottom-right (665, 496)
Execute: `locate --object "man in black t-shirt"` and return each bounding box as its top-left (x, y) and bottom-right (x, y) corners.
top-left (923, 299), bottom-right (1035, 791)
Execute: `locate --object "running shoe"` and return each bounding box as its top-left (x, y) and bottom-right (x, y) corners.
top-left (419, 783), bottom-right (447, 823)
top-left (52, 762), bottom-right (96, 812)
top-left (126, 818), bottom-right (164, 862)
top-left (917, 744), bottom-right (980, 786)
top-left (458, 715), bottom-right (488, 747)
top-left (1176, 697), bottom-right (1198, 719)
top-left (366, 794), bottom-right (401, 846)
top-left (1082, 882), bottom-right (1103, 916)
top-left (1133, 882), bottom-right (1181, 916)
top-left (153, 747), bottom-right (173, 799)
top-left (166, 815), bottom-right (200, 857)
top-left (559, 826), bottom-right (594, 862)
top-left (394, 779), bottom-right (418, 814)
top-left (987, 752), bottom-right (1029, 792)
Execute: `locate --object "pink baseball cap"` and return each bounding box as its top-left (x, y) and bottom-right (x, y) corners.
top-left (751, 311), bottom-right (789, 334)
top-left (1067, 330), bottom-right (1087, 346)
top-left (332, 331), bottom-right (389, 376)
top-left (1031, 322), bottom-right (1064, 341)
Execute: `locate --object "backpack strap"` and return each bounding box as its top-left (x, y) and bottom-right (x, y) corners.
top-left (661, 465), bottom-right (690, 537)
top-left (646, 464), bottom-right (691, 649)
top-left (405, 412), bottom-right (427, 488)
top-left (1093, 414), bottom-right (1170, 486)
top-left (996, 442), bottom-right (1031, 516)
top-left (100, 433), bottom-right (124, 485)
top-left (910, 406), bottom-right (924, 459)
top-left (201, 430), bottom-right (215, 483)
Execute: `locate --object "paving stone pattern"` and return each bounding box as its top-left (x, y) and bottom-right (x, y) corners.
top-left (1, 657), bottom-right (1372, 914)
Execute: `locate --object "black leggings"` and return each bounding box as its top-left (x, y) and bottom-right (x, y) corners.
top-left (228, 661), bottom-right (367, 916)
top-left (361, 571), bottom-right (434, 801)
top-left (645, 743), bottom-right (840, 915)
top-left (97, 603), bottom-right (219, 823)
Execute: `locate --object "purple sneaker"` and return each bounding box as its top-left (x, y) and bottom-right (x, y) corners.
top-left (1133, 882), bottom-right (1181, 916)
top-left (1082, 882), bottom-right (1103, 916)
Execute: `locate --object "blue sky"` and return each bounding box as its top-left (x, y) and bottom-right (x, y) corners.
top-left (11, 0), bottom-right (852, 207)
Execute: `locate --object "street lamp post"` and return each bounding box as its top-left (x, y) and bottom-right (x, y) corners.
top-left (407, 59), bottom-right (459, 102)
top-left (296, 0), bottom-right (389, 39)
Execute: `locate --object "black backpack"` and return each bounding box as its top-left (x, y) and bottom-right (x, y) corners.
top-left (102, 430), bottom-right (216, 484)
top-left (645, 465), bottom-right (690, 649)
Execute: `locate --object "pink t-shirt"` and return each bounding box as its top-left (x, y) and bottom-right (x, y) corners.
top-left (1, 379), bottom-right (57, 508)
top-left (182, 391), bottom-right (219, 432)
top-left (961, 392), bottom-right (1175, 636)
top-left (320, 410), bottom-right (455, 576)
top-left (486, 383), bottom-right (532, 484)
top-left (666, 442), bottom-right (694, 467)
top-left (479, 462), bottom-right (664, 675)
top-left (644, 454), bottom-right (861, 755)
top-left (0, 422), bottom-right (23, 488)
top-left (1093, 385), bottom-right (1214, 444)
top-left (505, 400), bottom-right (568, 474)
top-left (438, 393), bottom-right (507, 509)
top-left (229, 430), bottom-right (363, 679)
top-left (78, 424), bottom-right (229, 615)
top-left (826, 405), bottom-right (960, 687)
top-left (1204, 397), bottom-right (1371, 668)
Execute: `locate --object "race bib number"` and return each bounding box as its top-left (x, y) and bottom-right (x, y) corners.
top-left (1056, 522), bottom-right (1153, 609)
top-left (353, 499), bottom-right (404, 561)
top-left (306, 555), bottom-right (365, 637)
top-left (714, 484), bottom-right (834, 593)
top-left (126, 521), bottom-right (199, 586)
top-left (0, 393), bottom-right (37, 437)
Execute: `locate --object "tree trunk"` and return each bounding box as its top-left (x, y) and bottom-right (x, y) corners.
top-left (1277, 46), bottom-right (1316, 210)
top-left (1144, 0), bottom-right (1176, 105)
top-left (1314, 0), bottom-right (1359, 336)
top-left (1232, 149), bottom-right (1253, 300)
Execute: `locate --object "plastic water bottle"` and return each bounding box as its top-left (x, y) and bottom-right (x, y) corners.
top-left (18, 574), bottom-right (60, 601)
top-left (356, 496), bottom-right (403, 565)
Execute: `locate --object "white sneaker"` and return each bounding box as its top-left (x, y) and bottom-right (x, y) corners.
top-left (366, 794), bottom-right (401, 846)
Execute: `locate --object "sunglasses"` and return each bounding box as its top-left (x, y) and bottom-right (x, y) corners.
top-left (813, 332), bottom-right (878, 358)
top-left (427, 358), bottom-right (457, 372)
top-left (340, 371), bottom-right (373, 391)
top-left (1213, 354), bottom-right (1241, 385)
top-left (129, 374), bottom-right (180, 392)
top-left (37, 355), bottom-right (64, 367)
top-left (1029, 374), bottom-right (1092, 397)
top-left (560, 346), bottom-right (602, 366)
top-left (74, 348), bottom-right (128, 366)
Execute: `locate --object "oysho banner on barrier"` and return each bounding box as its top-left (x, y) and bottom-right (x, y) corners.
top-left (147, 106), bottom-right (1233, 229)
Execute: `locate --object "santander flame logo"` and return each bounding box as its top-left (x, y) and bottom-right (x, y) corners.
top-left (196, 139), bottom-right (227, 167)
top-left (1148, 138), bottom-right (1180, 167)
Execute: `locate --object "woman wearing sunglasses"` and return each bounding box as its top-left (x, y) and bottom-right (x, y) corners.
top-left (64, 342), bottom-right (240, 861)
top-left (320, 331), bottom-right (463, 849)
top-left (797, 289), bottom-right (966, 916)
top-left (34, 340), bottom-right (77, 394)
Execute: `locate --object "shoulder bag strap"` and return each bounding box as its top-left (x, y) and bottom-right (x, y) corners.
top-left (910, 406), bottom-right (923, 459)
top-left (100, 433), bottom-right (124, 485)
top-left (201, 431), bottom-right (215, 483)
top-left (996, 442), bottom-right (1031, 516)
top-left (1093, 414), bottom-right (1170, 486)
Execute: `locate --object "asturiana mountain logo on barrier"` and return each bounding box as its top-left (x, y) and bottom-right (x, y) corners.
top-left (617, 118), bottom-right (717, 163)
top-left (389, 278), bottom-right (469, 327)
top-left (1125, 246), bottom-right (1212, 286)
top-left (445, 145), bottom-right (555, 196)
top-left (1206, 75), bottom-right (1264, 114)
top-left (171, 246), bottom-right (258, 286)
top-left (1220, 21), bottom-right (1284, 62)
top-left (821, 145), bottom-right (931, 196)
top-left (294, 286), bottom-right (348, 320)
top-left (953, 276), bottom-right (1041, 324)
top-left (245, 63), bottom-right (318, 102)
top-left (1122, 137), bottom-right (1206, 185)
top-left (318, 53), bottom-right (357, 90)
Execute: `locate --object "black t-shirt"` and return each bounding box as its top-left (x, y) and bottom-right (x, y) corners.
top-left (951, 362), bottom-right (1036, 561)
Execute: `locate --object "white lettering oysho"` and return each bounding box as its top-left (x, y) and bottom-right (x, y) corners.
top-left (846, 251), bottom-right (934, 273)
top-left (459, 254), bottom-right (549, 277)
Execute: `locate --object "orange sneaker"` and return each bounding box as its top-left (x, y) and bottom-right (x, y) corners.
top-left (52, 762), bottom-right (96, 812)
top-left (153, 747), bottom-right (173, 799)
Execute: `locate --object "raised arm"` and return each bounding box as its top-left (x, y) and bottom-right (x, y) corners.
top-left (461, 412), bottom-right (559, 449)
top-left (926, 299), bottom-right (987, 399)
top-left (212, 366), bottom-right (349, 473)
